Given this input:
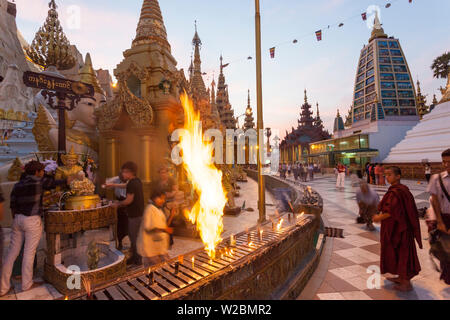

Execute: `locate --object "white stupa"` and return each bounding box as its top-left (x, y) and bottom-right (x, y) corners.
top-left (384, 97), bottom-right (450, 163)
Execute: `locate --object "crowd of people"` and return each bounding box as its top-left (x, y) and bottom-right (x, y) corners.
top-left (0, 149), bottom-right (449, 297)
top-left (279, 162), bottom-right (322, 181)
top-left (0, 160), bottom-right (180, 297)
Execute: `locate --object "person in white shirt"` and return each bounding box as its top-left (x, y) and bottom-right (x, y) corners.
top-left (427, 148), bottom-right (450, 284)
top-left (137, 188), bottom-right (174, 268)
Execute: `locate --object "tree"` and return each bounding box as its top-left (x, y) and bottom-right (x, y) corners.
top-left (431, 52), bottom-right (450, 79)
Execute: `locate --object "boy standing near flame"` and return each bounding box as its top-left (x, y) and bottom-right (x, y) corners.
top-left (138, 188), bottom-right (174, 268)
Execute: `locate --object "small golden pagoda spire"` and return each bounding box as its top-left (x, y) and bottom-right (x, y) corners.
top-left (133, 0), bottom-right (171, 51)
top-left (26, 0), bottom-right (75, 70)
top-left (370, 11), bottom-right (388, 41)
top-left (79, 53), bottom-right (105, 95)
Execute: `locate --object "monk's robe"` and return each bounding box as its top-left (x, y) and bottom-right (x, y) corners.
top-left (378, 184), bottom-right (423, 280)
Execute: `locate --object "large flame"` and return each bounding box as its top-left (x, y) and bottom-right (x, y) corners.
top-left (179, 94), bottom-right (228, 259)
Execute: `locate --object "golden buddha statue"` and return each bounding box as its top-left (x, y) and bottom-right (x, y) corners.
top-left (55, 146), bottom-right (84, 183)
top-left (70, 171), bottom-right (96, 196)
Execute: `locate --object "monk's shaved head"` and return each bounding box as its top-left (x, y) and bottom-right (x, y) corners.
top-left (387, 166), bottom-right (401, 177)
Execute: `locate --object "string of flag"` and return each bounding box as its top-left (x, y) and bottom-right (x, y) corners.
top-left (268, 0), bottom-right (412, 59)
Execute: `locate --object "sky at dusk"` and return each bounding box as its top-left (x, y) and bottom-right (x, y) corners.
top-left (14, 0), bottom-right (450, 138)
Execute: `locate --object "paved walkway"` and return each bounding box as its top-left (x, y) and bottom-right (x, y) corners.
top-left (295, 174), bottom-right (449, 300)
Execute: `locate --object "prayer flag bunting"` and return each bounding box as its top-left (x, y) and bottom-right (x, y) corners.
top-left (338, 23), bottom-right (344, 27)
top-left (315, 30), bottom-right (322, 41)
top-left (385, 3), bottom-right (391, 8)
top-left (270, 47), bottom-right (276, 59)
top-left (293, 39), bottom-right (298, 44)
top-left (362, 12), bottom-right (367, 21)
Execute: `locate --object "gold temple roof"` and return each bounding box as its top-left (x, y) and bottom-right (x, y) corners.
top-left (369, 11), bottom-right (388, 42)
top-left (79, 53), bottom-right (105, 95)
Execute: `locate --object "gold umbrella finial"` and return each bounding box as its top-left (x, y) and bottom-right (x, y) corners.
top-left (26, 0), bottom-right (76, 70)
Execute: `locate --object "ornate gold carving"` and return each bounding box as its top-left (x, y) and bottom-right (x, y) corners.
top-left (95, 93), bottom-right (122, 132)
top-left (95, 80), bottom-right (154, 131)
top-left (25, 1), bottom-right (76, 70)
top-left (32, 105), bottom-right (56, 157)
top-left (122, 83), bottom-right (154, 128)
top-left (116, 61), bottom-right (148, 82)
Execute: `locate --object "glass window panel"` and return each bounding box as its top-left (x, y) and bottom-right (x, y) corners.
top-left (390, 49), bottom-right (402, 56)
top-left (366, 76), bottom-right (375, 85)
top-left (355, 90), bottom-right (364, 99)
top-left (362, 49), bottom-right (367, 56)
top-left (367, 60), bottom-right (374, 68)
top-left (379, 49), bottom-right (390, 56)
top-left (379, 57), bottom-right (391, 64)
top-left (360, 135), bottom-right (369, 148)
top-left (358, 66), bottom-right (366, 74)
top-left (392, 57), bottom-right (405, 64)
top-left (384, 108), bottom-right (399, 116)
top-left (368, 44), bottom-right (374, 52)
top-left (357, 74), bottom-right (365, 83)
top-left (366, 92), bottom-right (376, 102)
top-left (355, 98), bottom-right (364, 107)
top-left (397, 82), bottom-right (412, 89)
top-left (355, 82), bottom-right (364, 91)
top-left (381, 90), bottom-right (397, 98)
top-left (380, 73), bottom-right (394, 80)
top-left (380, 65), bottom-right (392, 72)
top-left (389, 41), bottom-right (399, 48)
top-left (393, 65), bottom-right (407, 72)
top-left (400, 108), bottom-right (417, 116)
top-left (365, 84), bottom-right (376, 95)
top-left (382, 99), bottom-right (398, 107)
top-left (399, 99), bottom-right (415, 106)
top-left (365, 112), bottom-right (371, 119)
top-left (398, 90), bottom-right (414, 98)
top-left (378, 41), bottom-right (388, 48)
top-left (396, 73), bottom-right (410, 81)
top-left (359, 57), bottom-right (366, 66)
top-left (381, 81), bottom-right (395, 89)
top-left (367, 53), bottom-right (373, 62)
top-left (366, 68), bottom-right (374, 77)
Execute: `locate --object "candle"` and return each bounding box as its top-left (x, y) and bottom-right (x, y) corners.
top-left (259, 230), bottom-right (263, 241)
top-left (174, 262), bottom-right (179, 274)
top-left (191, 257), bottom-right (195, 269)
top-left (230, 234), bottom-right (236, 247)
top-left (148, 271), bottom-right (154, 286)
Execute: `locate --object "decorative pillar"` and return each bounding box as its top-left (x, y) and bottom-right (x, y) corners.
top-left (106, 138), bottom-right (118, 178)
top-left (140, 135), bottom-right (152, 183)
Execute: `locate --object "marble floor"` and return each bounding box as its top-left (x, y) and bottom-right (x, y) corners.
top-left (294, 174), bottom-right (450, 300)
top-left (0, 178), bottom-right (276, 300)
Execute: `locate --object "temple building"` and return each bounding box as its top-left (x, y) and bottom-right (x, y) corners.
top-left (280, 90), bottom-right (331, 163)
top-left (243, 90), bottom-right (255, 131)
top-left (216, 56), bottom-right (237, 130)
top-left (188, 24), bottom-right (220, 130)
top-left (96, 0), bottom-right (185, 200)
top-left (383, 71), bottom-right (450, 178)
top-left (333, 11), bottom-right (420, 163)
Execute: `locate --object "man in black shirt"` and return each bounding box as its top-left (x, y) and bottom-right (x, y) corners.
top-left (116, 162), bottom-right (144, 265)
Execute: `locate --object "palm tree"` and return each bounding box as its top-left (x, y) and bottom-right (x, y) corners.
top-left (431, 52), bottom-right (450, 79)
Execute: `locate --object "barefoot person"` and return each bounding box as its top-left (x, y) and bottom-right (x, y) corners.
top-left (372, 166), bottom-right (422, 292)
top-left (427, 148), bottom-right (450, 284)
top-left (356, 180), bottom-right (379, 231)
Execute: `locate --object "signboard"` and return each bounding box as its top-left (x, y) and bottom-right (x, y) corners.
top-left (23, 71), bottom-right (94, 96)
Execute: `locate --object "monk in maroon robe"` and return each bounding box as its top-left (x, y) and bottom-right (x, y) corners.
top-left (373, 166), bottom-right (422, 291)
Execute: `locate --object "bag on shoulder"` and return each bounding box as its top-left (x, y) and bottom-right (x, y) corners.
top-left (429, 229), bottom-right (450, 264)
